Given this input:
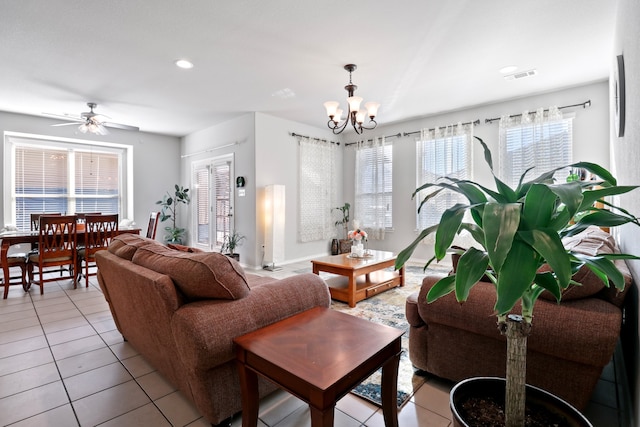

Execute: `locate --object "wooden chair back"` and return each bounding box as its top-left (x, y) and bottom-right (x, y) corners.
top-left (146, 211), bottom-right (160, 240)
top-left (84, 214), bottom-right (119, 256)
top-left (30, 212), bottom-right (61, 231)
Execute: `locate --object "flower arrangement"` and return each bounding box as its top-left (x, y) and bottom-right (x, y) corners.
top-left (348, 228), bottom-right (367, 241)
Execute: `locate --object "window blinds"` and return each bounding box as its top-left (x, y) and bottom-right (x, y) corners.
top-left (354, 139), bottom-right (392, 238)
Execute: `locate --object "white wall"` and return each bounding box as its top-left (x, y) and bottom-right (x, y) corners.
top-left (254, 113), bottom-right (341, 267)
top-left (611, 0), bottom-right (640, 423)
top-left (341, 81), bottom-right (610, 265)
top-left (180, 113), bottom-right (257, 263)
top-left (0, 110), bottom-right (181, 233)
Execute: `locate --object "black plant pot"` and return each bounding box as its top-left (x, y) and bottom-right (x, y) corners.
top-left (450, 377), bottom-right (592, 427)
top-left (225, 253), bottom-right (240, 262)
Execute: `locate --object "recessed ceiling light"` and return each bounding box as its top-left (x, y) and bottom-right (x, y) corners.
top-left (499, 65), bottom-right (518, 74)
top-left (175, 59), bottom-right (194, 69)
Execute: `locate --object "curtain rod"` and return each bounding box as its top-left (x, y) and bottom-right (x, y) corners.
top-left (344, 132), bottom-right (402, 147)
top-left (403, 119), bottom-right (481, 137)
top-left (290, 132), bottom-right (341, 145)
top-left (181, 141), bottom-right (240, 158)
top-left (484, 100), bottom-right (591, 124)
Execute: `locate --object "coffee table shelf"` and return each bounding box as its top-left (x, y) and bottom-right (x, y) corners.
top-left (311, 250), bottom-right (404, 307)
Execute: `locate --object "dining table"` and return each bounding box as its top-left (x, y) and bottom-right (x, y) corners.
top-left (1, 227), bottom-right (141, 299)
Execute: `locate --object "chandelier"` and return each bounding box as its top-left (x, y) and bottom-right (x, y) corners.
top-left (324, 64), bottom-right (380, 135)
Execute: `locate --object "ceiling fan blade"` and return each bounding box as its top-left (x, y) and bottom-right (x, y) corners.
top-left (103, 122), bottom-right (140, 132)
top-left (51, 122), bottom-right (82, 127)
top-left (42, 112), bottom-right (84, 122)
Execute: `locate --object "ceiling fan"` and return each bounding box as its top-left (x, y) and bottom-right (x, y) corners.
top-left (45, 102), bottom-right (139, 135)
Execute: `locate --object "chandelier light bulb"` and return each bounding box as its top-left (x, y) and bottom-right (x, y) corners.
top-left (365, 102), bottom-right (380, 118)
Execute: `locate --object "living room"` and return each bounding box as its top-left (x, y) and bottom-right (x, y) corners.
top-left (1, 1), bottom-right (639, 426)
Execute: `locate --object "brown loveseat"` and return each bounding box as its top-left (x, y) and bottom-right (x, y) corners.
top-left (96, 233), bottom-right (330, 426)
top-left (405, 226), bottom-right (632, 410)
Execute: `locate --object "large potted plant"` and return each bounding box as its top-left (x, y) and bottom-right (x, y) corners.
top-left (395, 137), bottom-right (639, 427)
top-left (156, 184), bottom-right (190, 244)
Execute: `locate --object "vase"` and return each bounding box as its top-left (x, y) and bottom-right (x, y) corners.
top-left (331, 239), bottom-right (339, 255)
top-left (351, 240), bottom-right (364, 257)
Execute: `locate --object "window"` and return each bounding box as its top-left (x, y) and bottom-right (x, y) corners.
top-left (191, 155), bottom-right (233, 250)
top-left (499, 113), bottom-right (573, 187)
top-left (354, 138), bottom-right (392, 237)
top-left (416, 126), bottom-right (472, 229)
top-left (5, 133), bottom-right (129, 231)
top-left (298, 138), bottom-right (338, 242)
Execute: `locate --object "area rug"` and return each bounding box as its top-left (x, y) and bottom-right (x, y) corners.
top-left (296, 263), bottom-right (451, 409)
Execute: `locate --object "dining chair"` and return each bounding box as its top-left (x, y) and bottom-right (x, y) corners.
top-left (146, 211), bottom-right (160, 240)
top-left (1, 251), bottom-right (28, 298)
top-left (27, 215), bottom-right (78, 294)
top-left (76, 214), bottom-right (118, 287)
top-left (30, 212), bottom-right (62, 231)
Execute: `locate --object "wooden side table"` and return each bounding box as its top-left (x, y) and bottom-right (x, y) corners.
top-left (234, 307), bottom-right (403, 427)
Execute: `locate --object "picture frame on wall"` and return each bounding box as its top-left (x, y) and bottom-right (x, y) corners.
top-left (615, 54), bottom-right (626, 138)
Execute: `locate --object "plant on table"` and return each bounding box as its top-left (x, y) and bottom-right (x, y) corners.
top-left (156, 184), bottom-right (190, 244)
top-left (395, 136), bottom-right (639, 427)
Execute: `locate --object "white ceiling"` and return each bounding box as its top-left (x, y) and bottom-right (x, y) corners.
top-left (0, 0), bottom-right (617, 137)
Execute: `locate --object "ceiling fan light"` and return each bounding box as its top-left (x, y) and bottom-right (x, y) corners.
top-left (78, 123), bottom-right (89, 133)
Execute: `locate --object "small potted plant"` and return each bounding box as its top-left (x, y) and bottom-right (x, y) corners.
top-left (156, 184), bottom-right (190, 244)
top-left (220, 231), bottom-right (245, 261)
top-left (333, 202), bottom-right (351, 254)
top-left (396, 137), bottom-right (639, 427)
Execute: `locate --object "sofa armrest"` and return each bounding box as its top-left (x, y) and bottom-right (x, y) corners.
top-left (171, 273), bottom-right (330, 371)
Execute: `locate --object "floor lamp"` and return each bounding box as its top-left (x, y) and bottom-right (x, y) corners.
top-left (263, 184), bottom-right (285, 271)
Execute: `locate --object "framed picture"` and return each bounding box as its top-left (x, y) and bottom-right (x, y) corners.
top-left (615, 54), bottom-right (626, 138)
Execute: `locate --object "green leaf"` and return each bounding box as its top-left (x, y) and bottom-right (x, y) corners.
top-left (427, 275), bottom-right (456, 302)
top-left (474, 136), bottom-right (493, 171)
top-left (395, 224), bottom-right (438, 269)
top-left (519, 229), bottom-right (571, 288)
top-left (578, 186), bottom-right (638, 211)
top-left (574, 254), bottom-right (626, 291)
top-left (521, 184), bottom-right (557, 229)
top-left (493, 175), bottom-right (518, 203)
top-left (459, 222), bottom-right (485, 247)
top-left (495, 239), bottom-right (539, 315)
top-left (434, 204), bottom-right (467, 260)
top-left (575, 210), bottom-right (638, 228)
top-left (454, 248), bottom-right (490, 302)
top-left (483, 203), bottom-right (520, 273)
top-left (548, 181), bottom-right (583, 219)
top-left (533, 272), bottom-right (562, 301)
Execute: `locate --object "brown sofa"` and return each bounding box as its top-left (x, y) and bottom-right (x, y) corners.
top-left (96, 233), bottom-right (330, 426)
top-left (405, 226), bottom-right (632, 410)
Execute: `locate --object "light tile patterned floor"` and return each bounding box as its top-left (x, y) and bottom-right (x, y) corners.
top-left (0, 263), bottom-right (624, 426)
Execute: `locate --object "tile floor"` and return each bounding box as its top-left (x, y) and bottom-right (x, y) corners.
top-left (0, 262), bottom-right (627, 426)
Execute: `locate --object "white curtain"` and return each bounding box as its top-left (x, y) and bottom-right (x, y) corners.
top-left (297, 136), bottom-right (338, 242)
top-left (416, 122), bottom-right (473, 231)
top-left (498, 106), bottom-right (570, 187)
top-left (354, 136), bottom-right (390, 240)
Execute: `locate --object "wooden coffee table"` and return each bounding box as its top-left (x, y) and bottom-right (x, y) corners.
top-left (311, 250), bottom-right (404, 307)
top-left (234, 307), bottom-right (403, 427)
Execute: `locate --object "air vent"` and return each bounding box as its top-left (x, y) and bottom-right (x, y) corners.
top-left (504, 69), bottom-right (538, 81)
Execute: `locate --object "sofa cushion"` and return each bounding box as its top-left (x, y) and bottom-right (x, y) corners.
top-left (108, 233), bottom-right (157, 260)
top-left (132, 244), bottom-right (250, 300)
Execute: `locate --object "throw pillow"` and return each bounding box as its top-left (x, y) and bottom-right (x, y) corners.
top-left (131, 244), bottom-right (250, 300)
